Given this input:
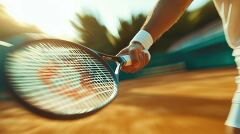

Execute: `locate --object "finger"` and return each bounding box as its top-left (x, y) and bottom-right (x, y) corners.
top-left (138, 50), bottom-right (144, 68)
top-left (121, 66), bottom-right (137, 73)
top-left (123, 50), bottom-right (144, 73)
top-left (116, 49), bottom-right (129, 56)
top-left (118, 44), bottom-right (147, 73)
top-left (128, 51), bottom-right (149, 72)
top-left (129, 48), bottom-right (141, 68)
top-left (142, 49), bottom-right (151, 60)
top-left (142, 52), bottom-right (149, 66)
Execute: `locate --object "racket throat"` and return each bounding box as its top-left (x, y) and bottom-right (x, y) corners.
top-left (99, 53), bottom-right (123, 64)
top-left (99, 54), bottom-right (122, 80)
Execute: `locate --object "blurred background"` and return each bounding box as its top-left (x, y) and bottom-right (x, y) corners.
top-left (0, 0), bottom-right (237, 134)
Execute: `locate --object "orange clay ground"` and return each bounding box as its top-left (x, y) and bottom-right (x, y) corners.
top-left (0, 67), bottom-right (237, 134)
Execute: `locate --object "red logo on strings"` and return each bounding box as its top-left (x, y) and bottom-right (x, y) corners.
top-left (37, 61), bottom-right (96, 100)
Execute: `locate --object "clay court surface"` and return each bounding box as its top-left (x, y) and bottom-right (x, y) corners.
top-left (0, 67), bottom-right (238, 134)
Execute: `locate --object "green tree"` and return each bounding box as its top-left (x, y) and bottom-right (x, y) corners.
top-left (115, 14), bottom-right (146, 52)
top-left (72, 14), bottom-right (146, 54)
top-left (71, 14), bottom-right (116, 55)
top-left (72, 1), bottom-right (219, 54)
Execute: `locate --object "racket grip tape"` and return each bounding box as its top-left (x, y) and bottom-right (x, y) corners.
top-left (120, 55), bottom-right (132, 66)
top-left (120, 49), bottom-right (150, 66)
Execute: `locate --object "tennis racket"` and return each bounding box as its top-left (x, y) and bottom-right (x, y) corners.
top-left (4, 38), bottom-right (132, 119)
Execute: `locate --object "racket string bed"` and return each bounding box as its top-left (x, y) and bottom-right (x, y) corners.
top-left (6, 41), bottom-right (118, 115)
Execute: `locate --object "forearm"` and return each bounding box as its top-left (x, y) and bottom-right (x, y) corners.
top-left (142, 0), bottom-right (193, 41)
top-left (121, 0), bottom-right (193, 72)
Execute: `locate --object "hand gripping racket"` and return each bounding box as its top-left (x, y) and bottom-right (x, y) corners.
top-left (4, 39), bottom-right (132, 119)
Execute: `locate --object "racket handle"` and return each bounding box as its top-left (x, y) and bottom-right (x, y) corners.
top-left (120, 55), bottom-right (132, 66)
top-left (120, 50), bottom-right (150, 66)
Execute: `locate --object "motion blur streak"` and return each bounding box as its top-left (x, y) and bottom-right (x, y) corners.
top-left (0, 67), bottom-right (236, 134)
top-left (0, 0), bottom-right (208, 39)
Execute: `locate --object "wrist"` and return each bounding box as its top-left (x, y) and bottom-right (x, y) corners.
top-left (130, 30), bottom-right (153, 50)
top-left (128, 42), bottom-right (151, 61)
top-left (128, 41), bottom-right (145, 50)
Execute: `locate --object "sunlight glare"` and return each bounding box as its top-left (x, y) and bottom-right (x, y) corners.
top-left (0, 0), bottom-right (78, 39)
top-left (0, 0), bottom-right (209, 39)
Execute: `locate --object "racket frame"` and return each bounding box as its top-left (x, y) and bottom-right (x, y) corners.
top-left (4, 38), bottom-right (124, 120)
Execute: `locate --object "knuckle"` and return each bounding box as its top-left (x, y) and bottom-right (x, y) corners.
top-left (132, 60), bottom-right (141, 68)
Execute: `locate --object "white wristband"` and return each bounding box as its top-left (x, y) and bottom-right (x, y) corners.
top-left (130, 30), bottom-right (153, 50)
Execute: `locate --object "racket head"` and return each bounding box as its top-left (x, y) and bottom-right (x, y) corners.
top-left (4, 39), bottom-right (120, 120)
